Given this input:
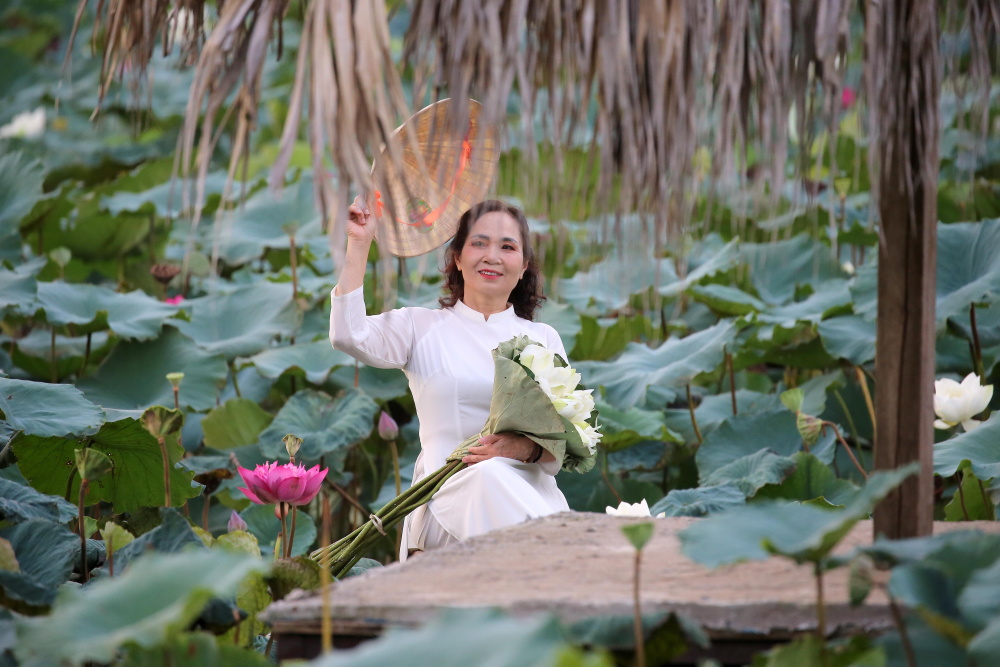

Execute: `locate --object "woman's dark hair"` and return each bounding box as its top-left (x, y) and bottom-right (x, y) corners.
top-left (438, 200), bottom-right (545, 320)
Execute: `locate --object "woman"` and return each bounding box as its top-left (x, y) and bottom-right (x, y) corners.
top-left (329, 197), bottom-right (570, 559)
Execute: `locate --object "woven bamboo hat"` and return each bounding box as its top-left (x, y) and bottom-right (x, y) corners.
top-left (370, 98), bottom-right (500, 258)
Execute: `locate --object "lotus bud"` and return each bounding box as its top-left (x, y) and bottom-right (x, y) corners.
top-left (283, 434), bottom-right (303, 462)
top-left (796, 413), bottom-right (825, 447)
top-left (378, 411), bottom-right (399, 441)
top-left (75, 448), bottom-right (113, 482)
top-left (934, 373), bottom-right (993, 432)
top-left (49, 247), bottom-right (71, 270)
top-left (227, 510), bottom-right (248, 533)
top-left (166, 372), bottom-right (184, 389)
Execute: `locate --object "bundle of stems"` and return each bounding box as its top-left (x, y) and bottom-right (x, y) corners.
top-left (310, 456), bottom-right (466, 578)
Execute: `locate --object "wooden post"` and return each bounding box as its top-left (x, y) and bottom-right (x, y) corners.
top-left (869, 2), bottom-right (939, 538)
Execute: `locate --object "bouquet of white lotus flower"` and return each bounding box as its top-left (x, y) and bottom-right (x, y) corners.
top-left (312, 335), bottom-right (601, 577)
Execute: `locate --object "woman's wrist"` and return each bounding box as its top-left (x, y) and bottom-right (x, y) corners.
top-left (526, 443), bottom-right (543, 463)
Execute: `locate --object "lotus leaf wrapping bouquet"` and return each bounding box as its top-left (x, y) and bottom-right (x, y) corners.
top-left (312, 335), bottom-right (601, 576)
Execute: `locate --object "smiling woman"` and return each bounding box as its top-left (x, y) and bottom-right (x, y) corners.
top-left (329, 198), bottom-right (567, 559)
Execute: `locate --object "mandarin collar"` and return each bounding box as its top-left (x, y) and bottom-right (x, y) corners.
top-left (452, 298), bottom-right (516, 323)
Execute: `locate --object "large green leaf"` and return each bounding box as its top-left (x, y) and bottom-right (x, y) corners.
top-left (754, 452), bottom-right (859, 506)
top-left (14, 549), bottom-right (269, 665)
top-left (102, 170), bottom-right (231, 219)
top-left (241, 340), bottom-right (353, 385)
top-left (738, 235), bottom-right (843, 305)
top-left (303, 608), bottom-right (575, 667)
top-left (213, 174), bottom-right (324, 265)
top-left (943, 464), bottom-right (996, 521)
top-left (0, 520), bottom-right (78, 609)
top-left (663, 389), bottom-right (784, 444)
top-left (658, 236), bottom-right (739, 298)
top-left (201, 398), bottom-right (273, 450)
top-left (0, 477), bottom-right (76, 524)
top-left (934, 415), bottom-right (1000, 479)
top-left (818, 315), bottom-right (877, 365)
top-left (687, 284), bottom-right (765, 315)
top-left (596, 401), bottom-right (676, 452)
top-left (329, 364), bottom-right (412, 401)
top-left (0, 377), bottom-right (105, 437)
top-left (120, 632), bottom-right (273, 667)
top-left (936, 219), bottom-right (1000, 325)
top-left (700, 449), bottom-right (797, 496)
top-left (649, 484), bottom-right (746, 518)
top-left (12, 417), bottom-right (201, 512)
top-left (33, 282), bottom-right (179, 340)
top-left (77, 327), bottom-right (227, 411)
top-left (0, 257), bottom-right (43, 312)
top-left (106, 509), bottom-right (205, 574)
top-left (679, 464), bottom-right (918, 566)
top-left (257, 388), bottom-right (378, 465)
top-left (172, 283), bottom-right (301, 358)
top-left (577, 320), bottom-right (741, 409)
top-left (0, 152), bottom-right (44, 255)
top-left (695, 410), bottom-right (834, 480)
top-left (559, 247), bottom-right (677, 312)
top-left (536, 300), bottom-right (583, 354)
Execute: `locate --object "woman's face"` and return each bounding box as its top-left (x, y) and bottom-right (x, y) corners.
top-left (455, 211), bottom-right (527, 305)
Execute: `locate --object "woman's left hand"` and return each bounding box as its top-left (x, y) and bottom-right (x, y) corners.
top-left (463, 433), bottom-right (537, 464)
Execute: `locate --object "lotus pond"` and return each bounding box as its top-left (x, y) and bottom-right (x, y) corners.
top-left (2, 3), bottom-right (1000, 667)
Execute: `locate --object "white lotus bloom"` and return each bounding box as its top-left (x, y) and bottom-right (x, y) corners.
top-left (519, 344), bottom-right (556, 376)
top-left (553, 388), bottom-right (596, 425)
top-left (934, 373), bottom-right (993, 432)
top-left (605, 499), bottom-right (664, 518)
top-left (573, 420), bottom-right (603, 455)
top-left (842, 261), bottom-right (855, 275)
top-left (0, 108), bottom-right (45, 139)
top-left (534, 364), bottom-right (581, 399)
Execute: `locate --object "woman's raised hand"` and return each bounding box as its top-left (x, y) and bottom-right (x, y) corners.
top-left (346, 195), bottom-right (377, 244)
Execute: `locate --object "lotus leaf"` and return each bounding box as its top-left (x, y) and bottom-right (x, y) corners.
top-left (657, 236), bottom-right (739, 298)
top-left (329, 364), bottom-right (412, 401)
top-left (302, 608), bottom-right (573, 667)
top-left (700, 449), bottom-right (798, 497)
top-left (0, 152), bottom-right (44, 257)
top-left (738, 235), bottom-right (843, 305)
top-left (754, 452), bottom-right (858, 506)
top-left (934, 415), bottom-right (1000, 479)
top-left (257, 388), bottom-right (378, 467)
top-left (0, 257), bottom-right (43, 312)
top-left (106, 509), bottom-right (205, 574)
top-left (242, 340), bottom-right (353, 385)
top-left (171, 283), bottom-right (301, 359)
top-left (696, 410), bottom-right (834, 481)
top-left (201, 398), bottom-right (273, 451)
top-left (649, 485), bottom-right (746, 518)
top-left (679, 464), bottom-right (918, 567)
top-left (576, 319), bottom-right (741, 409)
top-left (0, 520), bottom-right (78, 609)
top-left (12, 417), bottom-right (201, 513)
top-left (33, 281), bottom-right (179, 340)
top-left (76, 327), bottom-right (227, 411)
top-left (596, 401), bottom-right (677, 452)
top-left (0, 377), bottom-right (105, 437)
top-left (688, 283), bottom-right (766, 315)
top-left (14, 549), bottom-right (268, 665)
top-left (103, 171), bottom-right (231, 218)
top-left (559, 248), bottom-right (677, 312)
top-left (0, 477), bottom-right (77, 524)
top-left (818, 315), bottom-right (877, 364)
top-left (936, 219), bottom-right (1000, 325)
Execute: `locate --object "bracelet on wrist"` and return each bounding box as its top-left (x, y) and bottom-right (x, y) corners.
top-left (527, 443), bottom-right (544, 463)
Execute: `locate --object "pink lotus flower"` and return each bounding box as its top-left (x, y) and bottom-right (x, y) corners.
top-left (841, 86), bottom-right (856, 110)
top-left (165, 295), bottom-right (184, 305)
top-left (378, 411), bottom-right (399, 440)
top-left (237, 461), bottom-right (328, 506)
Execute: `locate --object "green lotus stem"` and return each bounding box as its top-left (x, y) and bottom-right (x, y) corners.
top-left (289, 506), bottom-right (298, 558)
top-left (854, 366), bottom-right (876, 434)
top-left (78, 478), bottom-right (89, 583)
top-left (279, 503), bottom-right (289, 559)
top-left (229, 360), bottom-right (242, 398)
top-left (814, 562), bottom-right (827, 658)
top-left (289, 232), bottom-right (299, 302)
top-left (82, 332), bottom-right (92, 376)
top-left (888, 594), bottom-right (918, 667)
top-left (686, 384), bottom-right (703, 445)
top-left (389, 440), bottom-right (401, 496)
top-left (50, 328), bottom-right (57, 383)
top-left (977, 478), bottom-right (993, 518)
top-left (156, 436), bottom-right (172, 507)
top-left (312, 459), bottom-right (465, 578)
top-left (320, 492), bottom-right (333, 654)
top-left (632, 547), bottom-right (646, 667)
top-left (970, 303), bottom-right (985, 381)
top-left (725, 347), bottom-right (737, 416)
top-left (824, 421), bottom-right (868, 479)
top-left (956, 476), bottom-right (971, 521)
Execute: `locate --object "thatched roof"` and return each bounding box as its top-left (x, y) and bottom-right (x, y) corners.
top-left (74, 1), bottom-right (997, 242)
